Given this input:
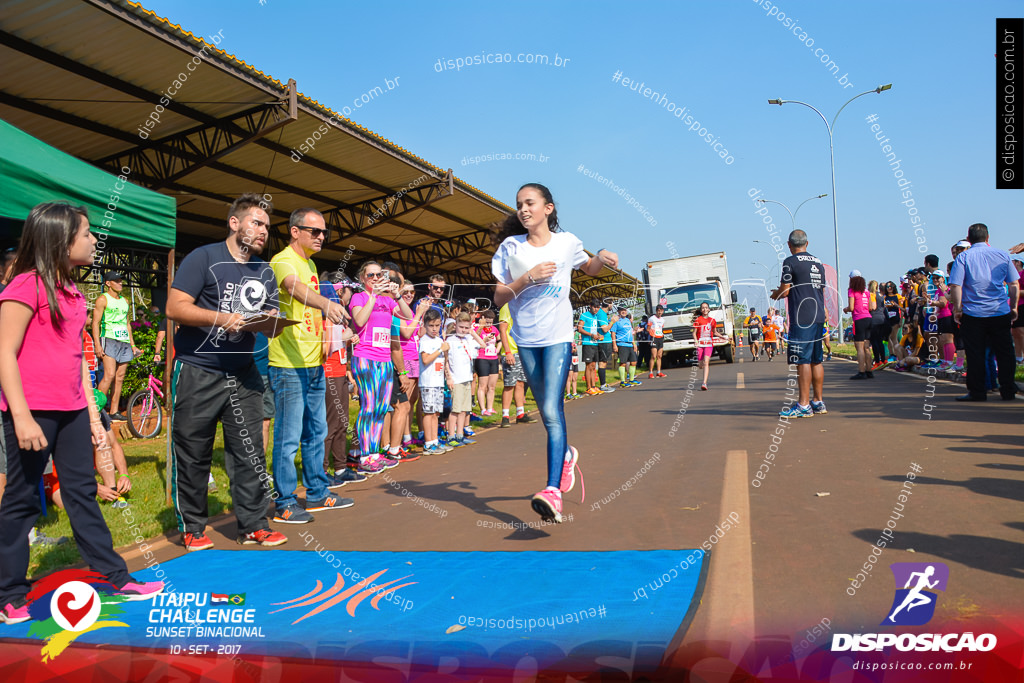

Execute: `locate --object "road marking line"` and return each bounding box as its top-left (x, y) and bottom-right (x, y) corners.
top-left (701, 450), bottom-right (754, 654)
top-left (736, 373), bottom-right (745, 389)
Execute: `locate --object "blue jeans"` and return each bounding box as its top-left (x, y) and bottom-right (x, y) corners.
top-left (518, 343), bottom-right (572, 489)
top-left (269, 366), bottom-right (329, 508)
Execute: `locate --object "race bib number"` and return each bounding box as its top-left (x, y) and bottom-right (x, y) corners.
top-left (434, 360), bottom-right (444, 372)
top-left (485, 343), bottom-right (497, 356)
top-left (113, 328), bottom-right (130, 341)
top-left (372, 327), bottom-right (391, 348)
top-left (572, 355), bottom-right (579, 364)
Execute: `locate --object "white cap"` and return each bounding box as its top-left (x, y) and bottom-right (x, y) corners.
top-left (849, 269), bottom-right (862, 278)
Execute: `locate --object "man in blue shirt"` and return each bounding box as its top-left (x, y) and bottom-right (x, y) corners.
top-left (577, 300), bottom-right (604, 394)
top-left (597, 303), bottom-right (617, 392)
top-left (949, 223), bottom-right (1020, 401)
top-left (611, 306), bottom-right (640, 386)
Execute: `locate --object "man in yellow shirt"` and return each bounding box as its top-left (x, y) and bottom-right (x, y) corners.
top-left (269, 208), bottom-right (352, 524)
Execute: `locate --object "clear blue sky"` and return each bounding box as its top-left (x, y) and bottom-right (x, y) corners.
top-left (144, 0), bottom-right (1022, 311)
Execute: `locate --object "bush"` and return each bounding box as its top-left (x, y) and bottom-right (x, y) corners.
top-left (121, 309), bottom-right (163, 398)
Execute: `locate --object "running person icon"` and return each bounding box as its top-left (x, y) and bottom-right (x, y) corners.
top-left (491, 183), bottom-right (618, 523)
top-left (887, 565), bottom-right (940, 623)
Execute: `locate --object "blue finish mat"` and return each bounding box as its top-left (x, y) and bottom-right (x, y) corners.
top-left (2, 548), bottom-right (707, 673)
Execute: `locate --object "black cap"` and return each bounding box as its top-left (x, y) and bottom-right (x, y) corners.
top-left (104, 271), bottom-right (123, 282)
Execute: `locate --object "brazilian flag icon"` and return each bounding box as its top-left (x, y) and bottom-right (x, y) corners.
top-left (228, 594), bottom-right (246, 606)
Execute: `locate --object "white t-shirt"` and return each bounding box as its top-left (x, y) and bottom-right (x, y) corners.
top-left (772, 314), bottom-right (785, 331)
top-left (648, 315), bottom-right (665, 338)
top-left (491, 231), bottom-right (589, 347)
top-left (419, 334), bottom-right (445, 388)
top-left (447, 334), bottom-right (478, 384)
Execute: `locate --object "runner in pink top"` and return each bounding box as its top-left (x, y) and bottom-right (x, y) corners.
top-left (0, 202), bottom-right (163, 623)
top-left (932, 272), bottom-right (956, 365)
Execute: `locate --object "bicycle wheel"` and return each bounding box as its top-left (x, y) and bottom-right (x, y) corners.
top-left (127, 389), bottom-right (163, 439)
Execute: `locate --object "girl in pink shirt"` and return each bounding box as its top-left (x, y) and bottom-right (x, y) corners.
top-left (0, 202), bottom-right (162, 623)
top-left (473, 309), bottom-right (502, 415)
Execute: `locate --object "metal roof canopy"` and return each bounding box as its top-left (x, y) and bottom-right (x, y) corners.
top-left (0, 0), bottom-right (638, 303)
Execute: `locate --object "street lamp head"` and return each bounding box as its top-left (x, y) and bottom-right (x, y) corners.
top-left (768, 98), bottom-right (783, 105)
top-left (875, 83), bottom-right (892, 93)
top-left (817, 194), bottom-right (828, 198)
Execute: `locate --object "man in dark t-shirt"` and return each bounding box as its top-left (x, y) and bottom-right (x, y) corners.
top-left (166, 193), bottom-right (287, 552)
top-left (771, 229), bottom-right (827, 418)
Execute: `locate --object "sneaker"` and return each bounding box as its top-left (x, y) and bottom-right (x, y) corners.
top-left (463, 427), bottom-right (476, 437)
top-left (599, 384), bottom-right (616, 393)
top-left (649, 372), bottom-right (654, 379)
top-left (445, 437), bottom-right (465, 449)
top-left (460, 437), bottom-right (477, 445)
top-left (850, 372), bottom-right (867, 380)
top-left (329, 469), bottom-right (367, 487)
top-left (237, 528), bottom-right (287, 546)
top-left (865, 371), bottom-right (874, 378)
top-left (516, 413), bottom-right (536, 424)
top-left (0, 599), bottom-right (30, 624)
top-left (306, 493), bottom-right (354, 511)
top-left (701, 383), bottom-right (708, 391)
top-left (30, 531), bottom-right (68, 547)
top-left (469, 413), bottom-right (483, 422)
top-left (422, 444), bottom-right (445, 455)
top-left (531, 488), bottom-right (563, 523)
top-left (810, 400), bottom-right (828, 415)
top-left (113, 580), bottom-right (165, 601)
top-left (631, 379), bottom-right (642, 386)
top-left (379, 455), bottom-right (401, 469)
top-left (500, 417), bottom-right (511, 428)
top-left (560, 446), bottom-right (584, 497)
top-left (826, 353), bottom-right (833, 361)
top-left (357, 456), bottom-right (386, 475)
top-left (273, 505), bottom-right (314, 524)
top-left (183, 531), bottom-right (215, 551)
top-left (657, 372), bottom-right (667, 378)
top-left (779, 403), bottom-right (814, 418)
top-left (108, 412), bottom-right (127, 422)
top-left (388, 448), bottom-right (421, 463)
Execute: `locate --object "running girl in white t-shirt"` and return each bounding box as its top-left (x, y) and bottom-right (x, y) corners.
top-left (491, 183), bottom-right (618, 522)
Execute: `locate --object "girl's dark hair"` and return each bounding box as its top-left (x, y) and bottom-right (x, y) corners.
top-left (691, 302), bottom-right (711, 326)
top-left (849, 276), bottom-right (866, 292)
top-left (10, 202), bottom-right (90, 327)
top-left (490, 183), bottom-right (559, 246)
top-left (479, 308), bottom-right (495, 320)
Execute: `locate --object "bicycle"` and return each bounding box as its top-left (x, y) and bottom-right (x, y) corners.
top-left (126, 363), bottom-right (165, 439)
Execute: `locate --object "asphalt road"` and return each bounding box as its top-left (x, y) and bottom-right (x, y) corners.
top-left (129, 354), bottom-right (1024, 671)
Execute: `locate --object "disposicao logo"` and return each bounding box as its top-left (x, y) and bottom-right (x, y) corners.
top-left (832, 562), bottom-right (996, 653)
top-left (23, 569), bottom-right (132, 662)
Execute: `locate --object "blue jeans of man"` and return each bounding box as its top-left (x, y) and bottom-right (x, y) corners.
top-left (269, 366), bottom-right (329, 509)
top-left (518, 343), bottom-right (572, 489)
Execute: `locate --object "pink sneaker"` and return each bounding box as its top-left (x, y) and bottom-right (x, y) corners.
top-left (357, 456), bottom-right (386, 474)
top-left (559, 446), bottom-right (585, 502)
top-left (0, 600), bottom-right (31, 624)
top-left (531, 488), bottom-right (563, 523)
top-left (115, 580), bottom-right (165, 601)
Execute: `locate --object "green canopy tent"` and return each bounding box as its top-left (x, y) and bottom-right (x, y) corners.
top-left (0, 117), bottom-right (176, 247)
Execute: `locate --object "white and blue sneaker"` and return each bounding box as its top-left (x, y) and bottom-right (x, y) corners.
top-left (780, 403), bottom-right (814, 418)
top-left (810, 400), bottom-right (828, 415)
top-left (463, 427), bottom-right (476, 438)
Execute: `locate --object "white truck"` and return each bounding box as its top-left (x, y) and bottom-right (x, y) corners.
top-left (641, 251), bottom-right (738, 364)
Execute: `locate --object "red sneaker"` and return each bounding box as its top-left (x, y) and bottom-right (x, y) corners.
top-left (649, 372), bottom-right (654, 379)
top-left (183, 531), bottom-right (214, 552)
top-left (657, 372), bottom-right (667, 378)
top-left (238, 528), bottom-right (288, 546)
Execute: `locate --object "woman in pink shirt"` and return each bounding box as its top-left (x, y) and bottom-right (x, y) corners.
top-left (0, 202), bottom-right (162, 624)
top-left (932, 272), bottom-right (956, 368)
top-left (843, 272), bottom-right (876, 379)
top-left (347, 261), bottom-right (413, 473)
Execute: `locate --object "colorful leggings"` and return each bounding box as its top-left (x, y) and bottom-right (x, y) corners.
top-left (351, 356), bottom-right (393, 458)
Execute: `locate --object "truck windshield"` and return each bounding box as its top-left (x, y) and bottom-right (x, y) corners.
top-left (662, 283), bottom-right (722, 315)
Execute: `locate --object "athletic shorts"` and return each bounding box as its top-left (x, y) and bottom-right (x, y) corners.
top-left (102, 337), bottom-right (133, 364)
top-left (501, 354), bottom-right (526, 387)
top-left (581, 345), bottom-right (599, 364)
top-left (474, 357), bottom-right (499, 377)
top-left (764, 339), bottom-right (778, 347)
top-left (651, 337), bottom-right (665, 350)
top-left (617, 346), bottom-right (638, 364)
top-left (598, 343), bottom-right (613, 363)
top-left (787, 323), bottom-right (824, 366)
top-left (389, 369), bottom-right (409, 406)
top-left (260, 374), bottom-right (275, 421)
top-left (696, 346), bottom-right (713, 361)
top-left (451, 382), bottom-right (472, 413)
top-left (936, 315), bottom-right (955, 335)
top-left (420, 386), bottom-right (444, 413)
top-left (747, 332), bottom-right (761, 344)
top-left (852, 318), bottom-right (872, 342)
top-left (1012, 308), bottom-right (1024, 328)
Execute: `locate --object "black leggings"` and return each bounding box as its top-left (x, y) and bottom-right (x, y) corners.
top-left (0, 409), bottom-right (132, 606)
top-left (870, 322), bottom-right (889, 363)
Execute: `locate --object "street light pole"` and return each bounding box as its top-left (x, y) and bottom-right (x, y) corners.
top-left (768, 84), bottom-right (892, 344)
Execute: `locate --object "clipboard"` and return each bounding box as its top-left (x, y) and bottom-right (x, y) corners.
top-left (237, 314), bottom-right (300, 335)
